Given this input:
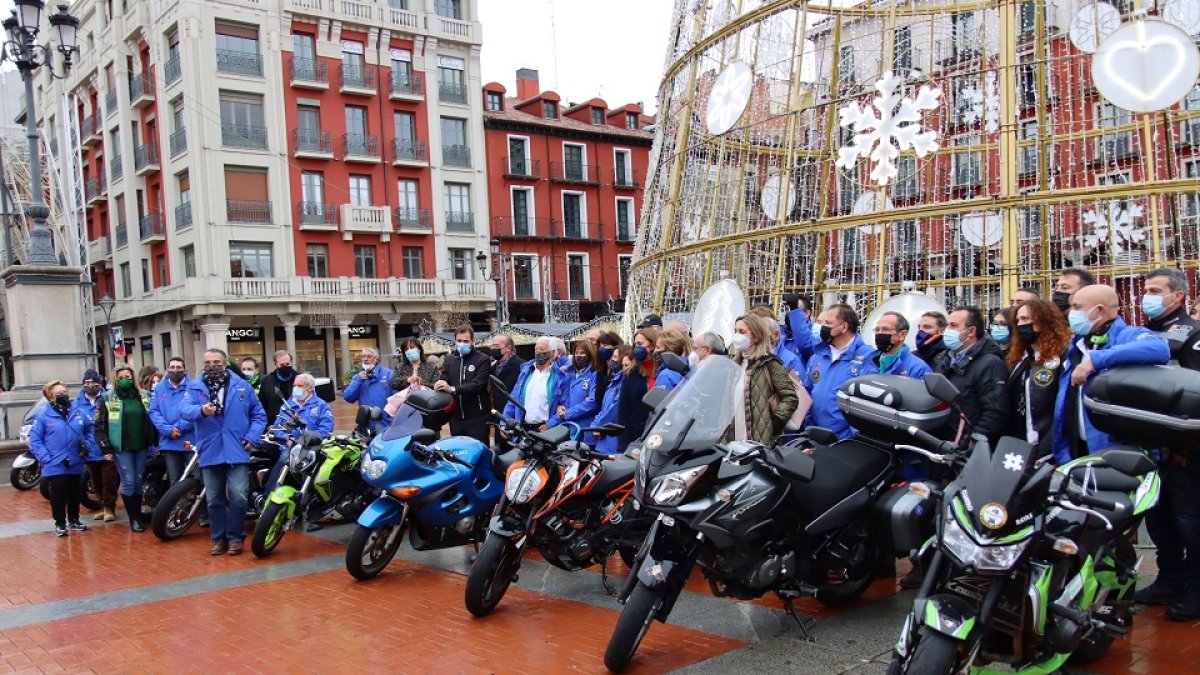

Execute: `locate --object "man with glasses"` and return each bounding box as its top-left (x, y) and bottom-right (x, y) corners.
top-left (343, 346), bottom-right (395, 429)
top-left (434, 324), bottom-right (493, 444)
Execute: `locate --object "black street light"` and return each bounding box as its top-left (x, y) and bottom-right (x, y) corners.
top-left (97, 292), bottom-right (115, 374)
top-left (2, 2), bottom-right (80, 266)
top-left (476, 240), bottom-right (509, 326)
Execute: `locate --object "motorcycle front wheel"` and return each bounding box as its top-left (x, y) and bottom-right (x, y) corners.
top-left (151, 477), bottom-right (204, 541)
top-left (604, 581), bottom-right (667, 673)
top-left (345, 522), bottom-right (405, 580)
top-left (464, 533), bottom-right (523, 617)
top-left (251, 501), bottom-right (293, 558)
top-left (9, 462), bottom-right (40, 490)
top-left (905, 628), bottom-right (960, 674)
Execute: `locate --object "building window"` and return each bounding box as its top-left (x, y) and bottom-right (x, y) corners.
top-left (391, 49), bottom-right (413, 91)
top-left (894, 26), bottom-right (912, 71)
top-left (307, 243), bottom-right (329, 277)
top-left (895, 220), bottom-right (919, 256)
top-left (616, 198), bottom-right (634, 240)
top-left (486, 91), bottom-right (503, 111)
top-left (838, 170), bottom-right (859, 211)
top-left (1020, 121), bottom-right (1038, 175)
top-left (215, 22), bottom-right (262, 76)
top-left (1097, 102), bottom-right (1132, 159)
top-left (120, 262), bottom-right (132, 297)
top-left (626, 112), bottom-right (638, 130)
top-left (511, 188), bottom-right (532, 235)
top-left (437, 58), bottom-right (466, 104)
top-left (562, 193), bottom-right (584, 238)
top-left (393, 111), bottom-right (416, 144)
top-left (401, 246), bottom-right (423, 278)
top-left (223, 166), bottom-right (271, 223)
top-left (953, 134), bottom-right (982, 186)
top-left (349, 175), bottom-right (372, 206)
top-left (229, 241), bottom-right (273, 278)
top-left (219, 92), bottom-right (267, 149)
top-left (300, 172), bottom-right (326, 223)
top-left (507, 136), bottom-right (530, 174)
top-left (444, 183), bottom-right (472, 230)
top-left (842, 228), bottom-right (862, 268)
top-left (512, 255), bottom-right (536, 298)
top-left (293, 33), bottom-right (315, 61)
top-left (156, 254), bottom-right (167, 287)
top-left (345, 105), bottom-right (368, 149)
top-left (543, 100), bottom-right (557, 119)
top-left (618, 255), bottom-right (632, 297)
top-left (951, 12), bottom-right (977, 60)
top-left (397, 179), bottom-right (420, 225)
top-left (141, 259), bottom-right (151, 293)
top-left (450, 248), bottom-right (473, 280)
top-left (567, 253), bottom-right (587, 299)
top-left (441, 116), bottom-right (469, 166)
top-left (181, 245), bottom-right (196, 278)
top-left (341, 40), bottom-right (364, 76)
top-left (563, 143), bottom-right (586, 180)
top-left (354, 245), bottom-right (376, 278)
top-left (434, 0), bottom-right (462, 20)
top-left (296, 105), bottom-right (321, 150)
top-left (1019, 1), bottom-right (1037, 35)
top-left (895, 156), bottom-right (918, 198)
top-left (591, 107), bottom-right (604, 125)
top-left (838, 45), bottom-right (855, 84)
top-left (1182, 161), bottom-right (1200, 238)
top-left (1018, 63), bottom-right (1037, 107)
top-left (614, 148), bottom-right (632, 186)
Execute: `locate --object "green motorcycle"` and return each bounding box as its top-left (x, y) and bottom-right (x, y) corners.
top-left (251, 407), bottom-right (382, 558)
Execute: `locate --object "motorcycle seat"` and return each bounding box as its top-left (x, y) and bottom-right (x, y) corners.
top-left (762, 446), bottom-right (816, 482)
top-left (590, 455), bottom-right (637, 496)
top-left (493, 448), bottom-right (521, 478)
top-left (1083, 466), bottom-right (1141, 493)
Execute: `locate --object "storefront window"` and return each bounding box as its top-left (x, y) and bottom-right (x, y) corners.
top-left (226, 327), bottom-right (266, 370)
top-left (282, 326), bottom-right (329, 380)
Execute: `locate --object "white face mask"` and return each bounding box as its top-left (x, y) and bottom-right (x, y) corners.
top-left (687, 352), bottom-right (700, 368)
top-left (362, 362), bottom-right (376, 372)
top-left (730, 333), bottom-right (752, 353)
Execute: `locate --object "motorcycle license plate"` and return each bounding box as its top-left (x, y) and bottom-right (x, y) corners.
top-left (944, 574), bottom-right (1026, 633)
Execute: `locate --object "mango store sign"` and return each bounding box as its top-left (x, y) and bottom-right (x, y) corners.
top-left (227, 328), bottom-right (262, 342)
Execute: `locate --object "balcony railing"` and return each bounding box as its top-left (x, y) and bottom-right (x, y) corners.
top-left (115, 223), bottom-right (128, 248)
top-left (129, 72), bottom-right (155, 107)
top-left (139, 213), bottom-right (165, 241)
top-left (104, 89), bottom-right (118, 116)
top-left (439, 80), bottom-right (467, 104)
top-left (503, 155), bottom-right (540, 178)
top-left (298, 201), bottom-right (338, 226)
top-left (88, 236), bottom-right (111, 264)
top-left (149, 275), bottom-right (493, 304)
top-left (134, 143), bottom-right (160, 174)
top-left (175, 202), bottom-right (192, 230)
top-left (445, 211), bottom-right (474, 232)
top-left (289, 57), bottom-right (328, 87)
top-left (222, 123), bottom-right (268, 150)
top-left (551, 161), bottom-right (599, 184)
top-left (442, 144), bottom-right (470, 167)
top-left (227, 199), bottom-right (272, 223)
top-left (493, 215), bottom-right (554, 238)
top-left (86, 176), bottom-right (106, 203)
top-left (395, 207), bottom-right (431, 230)
top-left (342, 133), bottom-right (381, 160)
top-left (339, 64), bottom-right (377, 93)
top-left (389, 72), bottom-right (424, 98)
top-left (562, 218), bottom-right (584, 239)
top-left (216, 49), bottom-right (263, 76)
top-left (341, 204), bottom-right (391, 238)
top-left (614, 169), bottom-right (640, 188)
top-left (81, 114), bottom-right (101, 144)
top-left (617, 222), bottom-right (635, 241)
top-left (293, 128), bottom-right (332, 156)
top-left (109, 155), bottom-right (123, 182)
top-left (164, 54), bottom-right (181, 85)
top-left (169, 128), bottom-right (187, 156)
top-left (391, 139), bottom-right (428, 164)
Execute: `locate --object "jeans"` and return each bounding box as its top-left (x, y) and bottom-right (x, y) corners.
top-left (86, 460), bottom-right (119, 509)
top-left (46, 474), bottom-right (82, 526)
top-left (1145, 453), bottom-right (1200, 595)
top-left (112, 449), bottom-right (147, 496)
top-left (162, 451), bottom-right (190, 484)
top-left (201, 463), bottom-right (250, 542)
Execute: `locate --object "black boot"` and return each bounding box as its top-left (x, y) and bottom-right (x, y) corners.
top-left (125, 494), bottom-right (145, 533)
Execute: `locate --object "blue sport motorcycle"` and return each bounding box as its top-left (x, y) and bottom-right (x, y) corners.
top-left (346, 389), bottom-right (505, 580)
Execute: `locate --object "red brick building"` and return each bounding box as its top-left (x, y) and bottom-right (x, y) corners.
top-left (482, 69), bottom-right (654, 323)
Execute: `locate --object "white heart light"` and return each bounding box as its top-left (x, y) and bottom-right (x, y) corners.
top-left (1092, 19), bottom-right (1200, 113)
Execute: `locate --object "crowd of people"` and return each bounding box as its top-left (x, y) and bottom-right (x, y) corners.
top-left (22, 266), bottom-right (1200, 619)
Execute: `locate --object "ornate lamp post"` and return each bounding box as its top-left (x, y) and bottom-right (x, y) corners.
top-left (97, 292), bottom-right (115, 374)
top-left (476, 239), bottom-right (509, 327)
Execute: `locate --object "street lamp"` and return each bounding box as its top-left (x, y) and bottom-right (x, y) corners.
top-left (2, 2), bottom-right (80, 267)
top-left (97, 292), bottom-right (115, 374)
top-left (476, 240), bottom-right (509, 327)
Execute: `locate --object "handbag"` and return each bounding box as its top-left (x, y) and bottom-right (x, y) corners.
top-left (385, 385), bottom-right (421, 417)
top-left (766, 359), bottom-right (812, 432)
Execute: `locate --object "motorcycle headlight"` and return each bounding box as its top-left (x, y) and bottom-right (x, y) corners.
top-left (646, 465), bottom-right (707, 507)
top-left (942, 509), bottom-right (1030, 572)
top-left (360, 454), bottom-right (387, 481)
top-left (505, 464), bottom-right (546, 504)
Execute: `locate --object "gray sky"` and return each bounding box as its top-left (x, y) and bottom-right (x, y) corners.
top-left (478, 0), bottom-right (676, 114)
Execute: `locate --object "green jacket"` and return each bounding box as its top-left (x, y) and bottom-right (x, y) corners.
top-left (741, 354), bottom-right (800, 445)
top-left (94, 389), bottom-right (156, 453)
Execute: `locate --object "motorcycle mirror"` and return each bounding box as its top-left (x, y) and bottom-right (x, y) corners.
top-left (923, 373), bottom-right (961, 404)
top-left (601, 422), bottom-right (625, 436)
top-left (410, 428), bottom-right (438, 445)
top-left (354, 406), bottom-right (371, 427)
top-left (369, 406), bottom-right (382, 421)
top-left (490, 375), bottom-right (526, 412)
top-left (642, 387), bottom-right (668, 410)
top-left (660, 352), bottom-right (689, 375)
top-left (1098, 449), bottom-right (1157, 477)
top-left (274, 386), bottom-right (285, 400)
top-left (1018, 462), bottom-right (1055, 498)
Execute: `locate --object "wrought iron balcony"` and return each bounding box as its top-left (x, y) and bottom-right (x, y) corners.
top-left (617, 223), bottom-right (636, 241)
top-left (222, 123), bottom-right (268, 150)
top-left (395, 207), bottom-right (431, 230)
top-left (216, 49), bottom-right (263, 77)
top-left (81, 114), bottom-right (101, 145)
top-left (169, 128), bottom-right (187, 157)
top-left (86, 176), bottom-right (106, 204)
top-left (445, 211), bottom-right (474, 232)
top-left (503, 155), bottom-right (540, 179)
top-left (293, 128), bottom-right (332, 157)
top-left (613, 169), bottom-right (641, 189)
top-left (289, 57), bottom-right (328, 88)
top-left (174, 202), bottom-right (192, 230)
top-left (164, 54), bottom-right (181, 85)
top-left (551, 161), bottom-right (600, 184)
top-left (227, 200), bottom-right (273, 224)
top-left (115, 223), bottom-right (128, 248)
top-left (109, 155), bottom-right (123, 183)
top-left (391, 139), bottom-right (428, 164)
top-left (139, 213), bottom-right (165, 242)
top-left (389, 72), bottom-right (424, 98)
top-left (492, 215), bottom-right (555, 238)
top-left (342, 133), bottom-right (381, 161)
top-left (298, 201), bottom-right (338, 226)
top-left (129, 71), bottom-right (155, 108)
top-left (104, 89), bottom-right (117, 116)
top-left (439, 80), bottom-right (467, 104)
top-left (442, 144), bottom-right (471, 167)
top-left (339, 64), bottom-right (377, 94)
top-left (134, 143), bottom-right (160, 175)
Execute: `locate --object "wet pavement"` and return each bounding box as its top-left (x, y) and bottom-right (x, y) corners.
top-left (1, 457), bottom-right (1196, 674)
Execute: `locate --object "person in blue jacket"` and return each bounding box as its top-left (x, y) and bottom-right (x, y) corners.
top-left (653, 328), bottom-right (691, 391)
top-left (343, 347), bottom-right (395, 430)
top-left (803, 304), bottom-right (879, 439)
top-left (502, 337), bottom-right (565, 432)
top-left (181, 348), bottom-right (268, 556)
top-left (149, 357), bottom-right (196, 485)
top-left (77, 368), bottom-right (117, 522)
top-left (779, 294), bottom-right (816, 365)
top-left (592, 346), bottom-right (626, 455)
top-left (1052, 284), bottom-right (1170, 464)
top-left (550, 340), bottom-right (602, 443)
top-left (30, 380), bottom-right (93, 536)
top-left (751, 306), bottom-right (807, 377)
top-left (265, 372), bottom-right (335, 492)
top-left (871, 312), bottom-right (932, 379)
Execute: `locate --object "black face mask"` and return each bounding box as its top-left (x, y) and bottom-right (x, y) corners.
top-left (1051, 291), bottom-right (1071, 311)
top-left (819, 325), bottom-right (835, 345)
top-left (534, 351), bottom-right (551, 365)
top-left (275, 366), bottom-right (295, 379)
top-left (167, 371), bottom-right (186, 384)
top-left (874, 333), bottom-right (895, 353)
top-left (1017, 324), bottom-right (1039, 347)
top-left (573, 355), bottom-right (589, 370)
top-left (54, 392), bottom-right (71, 409)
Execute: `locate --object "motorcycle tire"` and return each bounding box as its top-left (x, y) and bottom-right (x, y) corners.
top-left (9, 463), bottom-right (40, 490)
top-left (906, 628), bottom-right (960, 674)
top-left (815, 534), bottom-right (881, 607)
top-left (345, 522), bottom-right (405, 580)
top-left (151, 477), bottom-right (204, 541)
top-left (251, 501), bottom-right (292, 558)
top-left (603, 581), bottom-right (666, 673)
top-left (40, 472), bottom-right (101, 511)
top-left (464, 533), bottom-right (522, 617)
top-left (1069, 630), bottom-right (1116, 664)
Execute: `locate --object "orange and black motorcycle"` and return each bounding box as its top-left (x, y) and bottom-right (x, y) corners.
top-left (463, 377), bottom-right (646, 617)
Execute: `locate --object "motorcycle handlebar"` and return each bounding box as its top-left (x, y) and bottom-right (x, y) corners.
top-left (1067, 488), bottom-right (1126, 513)
top-left (904, 425), bottom-right (959, 456)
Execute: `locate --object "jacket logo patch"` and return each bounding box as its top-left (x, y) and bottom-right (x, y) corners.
top-left (1033, 368), bottom-right (1055, 388)
top-left (1168, 324), bottom-right (1194, 337)
top-left (811, 368), bottom-right (821, 382)
top-left (581, 381), bottom-right (589, 391)
top-left (468, 365), bottom-right (476, 372)
top-left (1043, 357), bottom-right (1061, 370)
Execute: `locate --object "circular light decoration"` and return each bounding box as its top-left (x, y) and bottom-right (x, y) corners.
top-left (1093, 19), bottom-right (1200, 113)
top-left (852, 192), bottom-right (896, 233)
top-left (705, 61), bottom-right (753, 135)
top-left (979, 502), bottom-right (1008, 531)
top-left (1164, 0), bottom-right (1200, 35)
top-left (960, 212), bottom-right (1004, 248)
top-left (760, 170), bottom-right (796, 219)
top-left (863, 291), bottom-right (949, 351)
top-left (1068, 2), bottom-right (1122, 54)
top-left (690, 279), bottom-right (746, 348)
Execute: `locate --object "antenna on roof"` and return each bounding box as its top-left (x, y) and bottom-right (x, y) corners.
top-left (549, 0), bottom-right (560, 91)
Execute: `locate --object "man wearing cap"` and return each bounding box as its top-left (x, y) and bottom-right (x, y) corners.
top-left (78, 369), bottom-right (118, 521)
top-left (638, 314), bottom-right (664, 329)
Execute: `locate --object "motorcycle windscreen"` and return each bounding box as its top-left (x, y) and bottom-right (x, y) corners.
top-left (380, 405), bottom-right (425, 442)
top-left (955, 436), bottom-right (1040, 533)
top-left (644, 356), bottom-right (740, 464)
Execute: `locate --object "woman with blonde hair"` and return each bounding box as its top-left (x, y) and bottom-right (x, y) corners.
top-left (137, 365), bottom-right (161, 391)
top-left (29, 380), bottom-right (93, 536)
top-left (731, 314), bottom-right (799, 444)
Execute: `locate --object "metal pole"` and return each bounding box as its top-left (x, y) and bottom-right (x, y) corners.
top-left (19, 53), bottom-right (57, 266)
top-left (102, 308), bottom-right (113, 377)
top-left (0, 139), bottom-right (13, 267)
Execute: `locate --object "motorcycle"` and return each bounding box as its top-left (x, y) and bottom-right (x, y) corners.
top-left (463, 378), bottom-right (642, 616)
top-left (604, 356), bottom-right (944, 671)
top-left (149, 422), bottom-right (293, 541)
top-left (886, 366), bottom-right (1185, 674)
top-left (345, 389), bottom-right (504, 580)
top-left (251, 406), bottom-right (382, 558)
top-left (11, 451), bottom-right (41, 491)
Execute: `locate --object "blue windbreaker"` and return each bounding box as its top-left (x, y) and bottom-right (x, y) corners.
top-left (273, 394), bottom-right (335, 441)
top-left (872, 345), bottom-right (931, 379)
top-left (148, 377), bottom-right (196, 452)
top-left (656, 367), bottom-right (684, 391)
top-left (782, 307), bottom-right (815, 365)
top-left (593, 371), bottom-right (624, 455)
top-left (29, 402), bottom-right (92, 477)
top-left (180, 375), bottom-right (268, 467)
top-left (802, 334), bottom-right (879, 439)
top-left (503, 360), bottom-right (566, 425)
top-left (74, 390), bottom-right (105, 460)
top-left (550, 365), bottom-right (601, 441)
top-left (343, 366), bottom-right (395, 410)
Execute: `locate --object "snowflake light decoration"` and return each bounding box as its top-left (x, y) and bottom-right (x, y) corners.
top-left (1082, 202), bottom-right (1146, 254)
top-left (836, 71), bottom-right (942, 186)
top-left (960, 72), bottom-right (1000, 134)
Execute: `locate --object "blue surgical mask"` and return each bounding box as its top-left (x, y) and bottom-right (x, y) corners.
top-left (456, 342), bottom-right (472, 356)
top-left (1068, 309), bottom-right (1095, 336)
top-left (811, 323), bottom-right (823, 341)
top-left (942, 328), bottom-right (963, 351)
top-left (405, 348), bottom-right (421, 363)
top-left (989, 326), bottom-right (1010, 343)
top-left (1141, 294), bottom-right (1167, 319)
top-left (632, 345), bottom-right (648, 361)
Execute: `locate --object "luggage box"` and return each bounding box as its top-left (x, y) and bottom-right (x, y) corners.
top-left (1085, 365), bottom-right (1200, 452)
top-left (837, 375), bottom-right (954, 444)
top-left (872, 485), bottom-right (935, 556)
